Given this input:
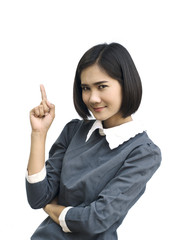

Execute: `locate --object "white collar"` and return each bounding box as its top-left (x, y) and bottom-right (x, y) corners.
top-left (86, 119), bottom-right (146, 149)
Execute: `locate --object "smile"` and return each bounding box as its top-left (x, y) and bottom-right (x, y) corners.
top-left (93, 106), bottom-right (106, 112)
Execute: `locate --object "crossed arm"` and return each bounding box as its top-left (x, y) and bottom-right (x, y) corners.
top-left (43, 197), bottom-right (65, 225)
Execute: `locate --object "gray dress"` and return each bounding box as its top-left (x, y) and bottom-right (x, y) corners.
top-left (26, 119), bottom-right (161, 240)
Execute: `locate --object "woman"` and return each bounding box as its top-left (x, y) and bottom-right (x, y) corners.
top-left (26, 43), bottom-right (161, 240)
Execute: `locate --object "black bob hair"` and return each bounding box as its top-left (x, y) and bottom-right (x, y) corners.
top-left (73, 42), bottom-right (142, 120)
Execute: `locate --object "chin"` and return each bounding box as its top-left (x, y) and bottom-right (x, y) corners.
top-left (93, 115), bottom-right (108, 121)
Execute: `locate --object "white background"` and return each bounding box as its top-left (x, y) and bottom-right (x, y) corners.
top-left (0, 0), bottom-right (170, 239)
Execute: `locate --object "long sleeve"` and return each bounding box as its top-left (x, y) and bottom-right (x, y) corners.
top-left (26, 119), bottom-right (81, 209)
top-left (26, 165), bottom-right (46, 183)
top-left (65, 142), bottom-right (161, 235)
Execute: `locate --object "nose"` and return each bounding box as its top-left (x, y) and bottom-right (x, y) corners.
top-left (89, 90), bottom-right (101, 105)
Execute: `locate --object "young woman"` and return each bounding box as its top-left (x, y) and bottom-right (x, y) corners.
top-left (26, 43), bottom-right (161, 240)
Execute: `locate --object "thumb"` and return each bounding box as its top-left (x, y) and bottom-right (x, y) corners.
top-left (46, 100), bottom-right (54, 108)
top-left (46, 100), bottom-right (55, 116)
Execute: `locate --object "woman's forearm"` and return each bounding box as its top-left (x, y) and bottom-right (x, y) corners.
top-left (27, 131), bottom-right (47, 175)
top-left (27, 85), bottom-right (55, 176)
top-left (44, 202), bottom-right (66, 225)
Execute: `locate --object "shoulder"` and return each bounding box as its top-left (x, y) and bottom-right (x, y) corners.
top-left (64, 118), bottom-right (82, 130)
top-left (64, 119), bottom-right (95, 132)
top-left (128, 131), bottom-right (160, 151)
top-left (59, 119), bottom-right (94, 141)
top-left (127, 131), bottom-right (162, 167)
top-left (48, 119), bottom-right (83, 156)
top-left (138, 132), bottom-right (161, 154)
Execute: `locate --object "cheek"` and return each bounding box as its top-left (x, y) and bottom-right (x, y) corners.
top-left (106, 88), bottom-right (122, 107)
top-left (82, 93), bottom-right (88, 105)
top-left (116, 90), bottom-right (122, 105)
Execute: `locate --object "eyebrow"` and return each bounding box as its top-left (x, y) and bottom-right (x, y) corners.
top-left (81, 81), bottom-right (109, 87)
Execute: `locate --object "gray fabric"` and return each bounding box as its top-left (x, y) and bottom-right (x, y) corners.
top-left (26, 119), bottom-right (161, 240)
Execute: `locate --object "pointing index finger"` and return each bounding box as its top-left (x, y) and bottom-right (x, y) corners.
top-left (40, 84), bottom-right (47, 100)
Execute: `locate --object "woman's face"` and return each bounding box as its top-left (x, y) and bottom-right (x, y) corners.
top-left (81, 64), bottom-right (131, 128)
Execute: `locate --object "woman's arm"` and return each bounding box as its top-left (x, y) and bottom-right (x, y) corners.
top-left (27, 131), bottom-right (46, 175)
top-left (27, 84), bottom-right (55, 175)
top-left (26, 85), bottom-right (57, 209)
top-left (26, 119), bottom-right (81, 209)
top-left (62, 143), bottom-right (161, 235)
top-left (43, 198), bottom-right (66, 225)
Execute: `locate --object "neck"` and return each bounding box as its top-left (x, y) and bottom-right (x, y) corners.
top-left (103, 115), bottom-right (132, 129)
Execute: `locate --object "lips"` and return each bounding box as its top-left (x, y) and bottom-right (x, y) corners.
top-left (92, 106), bottom-right (106, 112)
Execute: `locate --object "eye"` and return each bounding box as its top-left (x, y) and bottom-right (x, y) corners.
top-left (81, 86), bottom-right (90, 91)
top-left (98, 85), bottom-right (108, 89)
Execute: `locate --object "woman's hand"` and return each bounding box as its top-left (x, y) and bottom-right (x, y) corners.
top-left (30, 85), bottom-right (55, 134)
top-left (43, 197), bottom-right (65, 225)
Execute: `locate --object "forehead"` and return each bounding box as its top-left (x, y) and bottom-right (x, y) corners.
top-left (80, 64), bottom-right (113, 84)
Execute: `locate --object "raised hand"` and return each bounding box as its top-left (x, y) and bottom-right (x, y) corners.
top-left (30, 85), bottom-right (55, 134)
